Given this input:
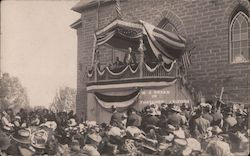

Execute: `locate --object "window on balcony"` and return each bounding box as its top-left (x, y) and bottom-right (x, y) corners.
top-left (230, 10), bottom-right (249, 64)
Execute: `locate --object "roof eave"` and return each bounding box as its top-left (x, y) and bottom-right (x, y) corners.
top-left (71, 0), bottom-right (127, 13)
top-left (70, 18), bottom-right (82, 29)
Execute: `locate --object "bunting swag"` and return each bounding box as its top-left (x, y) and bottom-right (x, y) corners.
top-left (94, 90), bottom-right (141, 112)
top-left (144, 60), bottom-right (176, 73)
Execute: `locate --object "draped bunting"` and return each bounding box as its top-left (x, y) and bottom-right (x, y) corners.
top-left (97, 68), bottom-right (105, 76)
top-left (90, 19), bottom-right (186, 77)
top-left (144, 60), bottom-right (176, 73)
top-left (87, 69), bottom-right (94, 78)
top-left (94, 89), bottom-right (141, 112)
top-left (96, 30), bottom-right (116, 46)
top-left (87, 61), bottom-right (175, 78)
top-left (93, 20), bottom-right (186, 67)
top-left (106, 65), bottom-right (129, 76)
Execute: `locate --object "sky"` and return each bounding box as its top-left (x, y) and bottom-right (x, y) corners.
top-left (1, 0), bottom-right (81, 107)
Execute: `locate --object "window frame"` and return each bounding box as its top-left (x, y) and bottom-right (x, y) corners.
top-left (229, 11), bottom-right (250, 64)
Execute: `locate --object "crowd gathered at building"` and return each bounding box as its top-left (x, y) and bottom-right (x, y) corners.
top-left (0, 100), bottom-right (249, 156)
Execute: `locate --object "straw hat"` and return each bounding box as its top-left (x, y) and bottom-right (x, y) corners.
top-left (31, 129), bottom-right (48, 149)
top-left (173, 128), bottom-right (186, 139)
top-left (41, 121), bottom-right (57, 131)
top-left (174, 138), bottom-right (187, 146)
top-left (182, 146), bottom-right (192, 156)
top-left (11, 129), bottom-right (31, 144)
top-left (211, 126), bottom-right (222, 135)
top-left (87, 133), bottom-right (102, 144)
top-left (187, 138), bottom-right (201, 152)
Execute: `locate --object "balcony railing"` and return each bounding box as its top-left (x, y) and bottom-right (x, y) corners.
top-left (87, 61), bottom-right (177, 83)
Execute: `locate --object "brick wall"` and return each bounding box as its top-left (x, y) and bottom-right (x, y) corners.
top-left (74, 0), bottom-right (250, 117)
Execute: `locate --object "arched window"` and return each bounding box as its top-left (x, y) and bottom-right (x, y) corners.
top-left (230, 10), bottom-right (249, 63)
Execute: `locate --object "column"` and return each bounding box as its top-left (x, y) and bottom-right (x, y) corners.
top-left (138, 38), bottom-right (145, 78)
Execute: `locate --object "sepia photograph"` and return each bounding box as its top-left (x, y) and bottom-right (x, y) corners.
top-left (0, 0), bottom-right (250, 155)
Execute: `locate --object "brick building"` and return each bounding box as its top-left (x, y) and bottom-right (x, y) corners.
top-left (71, 0), bottom-right (250, 121)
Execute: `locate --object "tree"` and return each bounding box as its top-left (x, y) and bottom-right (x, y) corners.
top-left (49, 86), bottom-right (76, 113)
top-left (0, 73), bottom-right (30, 112)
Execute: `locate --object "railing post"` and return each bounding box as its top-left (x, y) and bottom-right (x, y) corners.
top-left (138, 38), bottom-right (144, 78)
top-left (94, 61), bottom-right (97, 82)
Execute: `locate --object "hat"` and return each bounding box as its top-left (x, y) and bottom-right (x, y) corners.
top-left (171, 105), bottom-right (181, 113)
top-left (187, 138), bottom-right (201, 152)
top-left (11, 129), bottom-right (31, 144)
top-left (173, 128), bottom-right (186, 139)
top-left (174, 138), bottom-right (187, 146)
top-left (68, 119), bottom-right (77, 127)
top-left (0, 132), bottom-right (11, 150)
top-left (210, 126), bottom-right (222, 135)
top-left (31, 129), bottom-right (48, 149)
top-left (41, 121), bottom-right (57, 131)
top-left (14, 116), bottom-right (21, 120)
top-left (166, 124), bottom-right (176, 132)
top-left (85, 121), bottom-right (97, 128)
top-left (70, 140), bottom-right (80, 152)
top-left (87, 133), bottom-right (102, 144)
top-left (182, 146), bottom-right (192, 156)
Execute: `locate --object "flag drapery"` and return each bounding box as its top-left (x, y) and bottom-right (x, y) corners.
top-left (94, 19), bottom-right (186, 65)
top-left (94, 89), bottom-right (141, 112)
top-left (181, 50), bottom-right (191, 73)
top-left (114, 0), bottom-right (122, 19)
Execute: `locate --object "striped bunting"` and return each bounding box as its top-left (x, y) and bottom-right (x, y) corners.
top-left (115, 0), bottom-right (122, 19)
top-left (182, 49), bottom-right (191, 73)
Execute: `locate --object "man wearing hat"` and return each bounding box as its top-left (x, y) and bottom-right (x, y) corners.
top-left (6, 129), bottom-right (35, 156)
top-left (205, 128), bottom-right (233, 156)
top-left (202, 105), bottom-right (213, 124)
top-left (222, 108), bottom-right (237, 132)
top-left (82, 133), bottom-right (102, 156)
top-left (127, 108), bottom-right (142, 128)
top-left (110, 105), bottom-right (124, 129)
top-left (1, 110), bottom-right (14, 133)
top-left (193, 109), bottom-right (210, 139)
top-left (167, 105), bottom-right (183, 128)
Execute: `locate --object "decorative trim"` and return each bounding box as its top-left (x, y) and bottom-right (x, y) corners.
top-left (87, 78), bottom-right (177, 91)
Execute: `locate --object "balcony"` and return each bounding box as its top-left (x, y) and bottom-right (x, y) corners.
top-left (86, 61), bottom-right (177, 85)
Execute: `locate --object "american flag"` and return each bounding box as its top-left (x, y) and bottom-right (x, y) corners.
top-left (115, 0), bottom-right (122, 19)
top-left (182, 47), bottom-right (194, 73)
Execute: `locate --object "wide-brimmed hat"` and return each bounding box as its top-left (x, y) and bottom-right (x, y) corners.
top-left (211, 126), bottom-right (222, 134)
top-left (40, 121), bottom-right (57, 131)
top-left (186, 138), bottom-right (201, 152)
top-left (182, 146), bottom-right (192, 156)
top-left (174, 138), bottom-right (187, 146)
top-left (0, 132), bottom-right (11, 150)
top-left (68, 119), bottom-right (77, 127)
top-left (87, 133), bottom-right (102, 144)
top-left (14, 116), bottom-right (21, 120)
top-left (173, 128), bottom-right (186, 139)
top-left (11, 129), bottom-right (31, 144)
top-left (31, 129), bottom-right (48, 149)
top-left (171, 105), bottom-right (181, 113)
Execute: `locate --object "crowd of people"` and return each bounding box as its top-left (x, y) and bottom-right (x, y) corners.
top-left (0, 100), bottom-right (249, 156)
